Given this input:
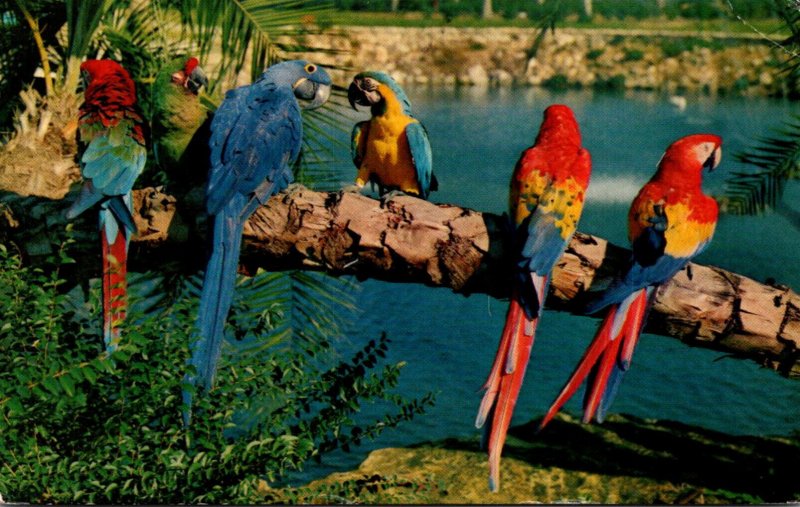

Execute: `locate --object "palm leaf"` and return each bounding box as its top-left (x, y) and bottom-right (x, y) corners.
top-left (175, 0), bottom-right (333, 91)
top-left (724, 115), bottom-right (800, 214)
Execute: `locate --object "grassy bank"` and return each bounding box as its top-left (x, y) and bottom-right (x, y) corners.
top-left (273, 412), bottom-right (800, 504)
top-left (327, 10), bottom-right (785, 35)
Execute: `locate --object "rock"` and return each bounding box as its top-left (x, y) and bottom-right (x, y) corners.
top-left (282, 27), bottom-right (783, 95)
top-left (460, 64), bottom-right (489, 87)
top-left (288, 413), bottom-right (800, 504)
top-left (489, 69), bottom-right (514, 87)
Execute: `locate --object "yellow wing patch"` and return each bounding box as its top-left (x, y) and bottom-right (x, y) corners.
top-left (513, 173), bottom-right (585, 240)
top-left (663, 201), bottom-right (716, 258)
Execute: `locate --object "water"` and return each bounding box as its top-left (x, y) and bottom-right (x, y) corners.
top-left (295, 86), bottom-right (800, 483)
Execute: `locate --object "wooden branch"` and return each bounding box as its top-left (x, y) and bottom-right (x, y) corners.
top-left (2, 184), bottom-right (799, 379)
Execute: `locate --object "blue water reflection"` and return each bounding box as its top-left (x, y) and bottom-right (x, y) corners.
top-left (296, 87), bottom-right (800, 483)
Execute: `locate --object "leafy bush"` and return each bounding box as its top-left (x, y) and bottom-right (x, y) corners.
top-left (0, 229), bottom-right (433, 504)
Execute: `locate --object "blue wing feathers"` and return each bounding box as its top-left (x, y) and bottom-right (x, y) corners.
top-left (185, 69), bottom-right (305, 424)
top-left (585, 254), bottom-right (688, 314)
top-left (207, 82), bottom-right (299, 214)
top-left (405, 121), bottom-right (433, 198)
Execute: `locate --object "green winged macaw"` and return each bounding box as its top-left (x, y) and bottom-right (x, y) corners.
top-left (150, 56), bottom-right (210, 190)
top-left (539, 134), bottom-right (722, 430)
top-left (183, 60), bottom-right (331, 424)
top-left (347, 71), bottom-right (437, 198)
top-left (65, 59), bottom-right (147, 352)
top-left (475, 105), bottom-right (592, 492)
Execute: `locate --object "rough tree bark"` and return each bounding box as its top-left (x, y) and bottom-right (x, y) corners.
top-left (2, 185), bottom-right (799, 379)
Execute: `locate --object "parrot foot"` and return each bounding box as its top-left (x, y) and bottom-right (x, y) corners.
top-left (341, 184), bottom-right (363, 194)
top-left (380, 189), bottom-right (410, 201)
top-left (284, 182), bottom-right (308, 195)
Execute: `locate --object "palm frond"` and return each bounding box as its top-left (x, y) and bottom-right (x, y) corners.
top-left (724, 115), bottom-right (800, 214)
top-left (175, 0), bottom-right (333, 91)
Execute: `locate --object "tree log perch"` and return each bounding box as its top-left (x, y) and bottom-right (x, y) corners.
top-left (2, 184), bottom-right (799, 379)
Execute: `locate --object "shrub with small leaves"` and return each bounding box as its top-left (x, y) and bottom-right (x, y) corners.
top-left (0, 229), bottom-right (434, 504)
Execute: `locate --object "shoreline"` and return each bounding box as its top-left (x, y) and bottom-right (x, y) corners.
top-left (287, 25), bottom-right (791, 96)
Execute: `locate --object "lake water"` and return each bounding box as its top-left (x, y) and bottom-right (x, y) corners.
top-left (294, 86), bottom-right (800, 483)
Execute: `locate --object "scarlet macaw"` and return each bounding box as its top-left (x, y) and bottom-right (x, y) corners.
top-left (475, 105), bottom-right (592, 492)
top-left (65, 59), bottom-right (147, 352)
top-left (539, 134), bottom-right (722, 430)
top-left (347, 71), bottom-right (437, 198)
top-left (183, 60), bottom-right (331, 423)
top-left (150, 56), bottom-right (209, 190)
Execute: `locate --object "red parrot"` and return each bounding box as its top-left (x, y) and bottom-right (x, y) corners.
top-left (65, 60), bottom-right (147, 352)
top-left (475, 104), bottom-right (592, 492)
top-left (539, 134), bottom-right (722, 430)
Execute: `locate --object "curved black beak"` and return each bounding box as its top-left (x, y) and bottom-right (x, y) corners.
top-left (187, 65), bottom-right (208, 94)
top-left (704, 146), bottom-right (722, 172)
top-left (293, 78), bottom-right (331, 110)
top-left (347, 77), bottom-right (381, 110)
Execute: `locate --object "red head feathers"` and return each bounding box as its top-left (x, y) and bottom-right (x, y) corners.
top-left (78, 59), bottom-right (144, 143)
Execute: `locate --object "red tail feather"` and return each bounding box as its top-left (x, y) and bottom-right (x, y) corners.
top-left (479, 297), bottom-right (536, 492)
top-left (477, 275), bottom-right (547, 492)
top-left (538, 306), bottom-right (617, 430)
top-left (581, 326), bottom-right (623, 423)
top-left (101, 228), bottom-right (127, 351)
top-left (540, 289), bottom-right (651, 430)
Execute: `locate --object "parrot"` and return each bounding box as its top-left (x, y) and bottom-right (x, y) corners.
top-left (65, 59), bottom-right (147, 352)
top-left (183, 60), bottom-right (332, 424)
top-left (538, 133), bottom-right (722, 431)
top-left (347, 71), bottom-right (437, 199)
top-left (475, 104), bottom-right (592, 492)
top-left (150, 56), bottom-right (210, 191)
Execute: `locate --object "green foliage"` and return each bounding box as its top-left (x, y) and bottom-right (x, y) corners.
top-left (725, 116), bottom-right (800, 214)
top-left (659, 36), bottom-right (726, 58)
top-left (593, 73), bottom-right (626, 91)
top-left (331, 0), bottom-right (780, 21)
top-left (0, 231), bottom-right (434, 503)
top-left (543, 73), bottom-right (571, 90)
top-left (621, 47), bottom-right (644, 62)
top-left (723, 3), bottom-right (800, 215)
top-left (275, 473), bottom-right (447, 503)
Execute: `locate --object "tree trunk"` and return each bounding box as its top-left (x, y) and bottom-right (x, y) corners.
top-left (391, 0), bottom-right (400, 12)
top-left (2, 185), bottom-right (799, 379)
top-left (582, 0), bottom-right (592, 18)
top-left (482, 0), bottom-right (492, 19)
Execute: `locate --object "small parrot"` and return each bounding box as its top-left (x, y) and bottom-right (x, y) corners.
top-left (183, 60), bottom-right (331, 424)
top-left (475, 105), bottom-right (592, 492)
top-left (65, 59), bottom-right (147, 352)
top-left (347, 71), bottom-right (437, 198)
top-left (150, 56), bottom-right (210, 190)
top-left (539, 134), bottom-right (722, 430)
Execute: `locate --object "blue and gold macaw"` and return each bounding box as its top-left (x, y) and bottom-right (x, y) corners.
top-left (348, 71), bottom-right (437, 198)
top-left (539, 134), bottom-right (722, 430)
top-left (475, 105), bottom-right (592, 492)
top-left (183, 60), bottom-right (331, 424)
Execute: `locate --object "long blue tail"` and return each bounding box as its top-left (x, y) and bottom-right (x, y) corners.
top-left (183, 205), bottom-right (244, 425)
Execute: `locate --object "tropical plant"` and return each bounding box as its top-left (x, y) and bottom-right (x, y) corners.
top-left (0, 229), bottom-right (434, 503)
top-left (723, 1), bottom-right (800, 215)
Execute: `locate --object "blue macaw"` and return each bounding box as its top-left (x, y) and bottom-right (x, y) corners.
top-left (183, 60), bottom-right (331, 423)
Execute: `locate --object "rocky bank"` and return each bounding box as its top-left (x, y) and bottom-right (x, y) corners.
top-left (287, 26), bottom-right (789, 95)
top-left (274, 412), bottom-right (800, 504)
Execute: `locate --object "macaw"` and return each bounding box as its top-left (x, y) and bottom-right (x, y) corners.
top-left (539, 134), bottom-right (722, 430)
top-left (150, 56), bottom-right (210, 190)
top-left (65, 59), bottom-right (147, 352)
top-left (475, 104), bottom-right (592, 492)
top-left (183, 60), bottom-right (331, 424)
top-left (347, 71), bottom-right (437, 198)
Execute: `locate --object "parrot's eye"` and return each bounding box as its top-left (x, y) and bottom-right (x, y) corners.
top-left (363, 77), bottom-right (376, 90)
top-left (304, 63), bottom-right (317, 74)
